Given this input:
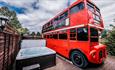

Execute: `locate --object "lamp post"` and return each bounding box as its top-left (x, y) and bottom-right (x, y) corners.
top-left (0, 16), bottom-right (9, 32)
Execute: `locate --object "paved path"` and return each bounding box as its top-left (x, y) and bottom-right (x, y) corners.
top-left (45, 55), bottom-right (115, 70)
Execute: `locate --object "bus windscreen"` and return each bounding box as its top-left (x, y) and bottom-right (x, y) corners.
top-left (90, 28), bottom-right (98, 42)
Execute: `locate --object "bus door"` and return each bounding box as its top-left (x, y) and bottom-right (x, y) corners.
top-left (57, 31), bottom-right (69, 57)
top-left (69, 27), bottom-right (90, 53)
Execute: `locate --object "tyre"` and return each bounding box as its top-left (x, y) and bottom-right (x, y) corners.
top-left (70, 51), bottom-right (88, 68)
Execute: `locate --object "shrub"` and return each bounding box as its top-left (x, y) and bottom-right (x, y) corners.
top-left (101, 26), bottom-right (115, 55)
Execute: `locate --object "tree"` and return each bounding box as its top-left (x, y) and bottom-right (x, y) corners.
top-left (17, 28), bottom-right (29, 34)
top-left (0, 7), bottom-right (21, 28)
top-left (31, 32), bottom-right (35, 37)
top-left (110, 24), bottom-right (115, 28)
top-left (37, 32), bottom-right (41, 36)
top-left (102, 25), bottom-right (115, 55)
top-left (23, 28), bottom-right (29, 34)
top-left (101, 29), bottom-right (107, 38)
top-left (0, 6), bottom-right (29, 34)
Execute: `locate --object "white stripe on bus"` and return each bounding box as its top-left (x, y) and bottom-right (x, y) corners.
top-left (43, 24), bottom-right (104, 34)
top-left (88, 24), bottom-right (104, 29)
top-left (43, 24), bottom-right (85, 34)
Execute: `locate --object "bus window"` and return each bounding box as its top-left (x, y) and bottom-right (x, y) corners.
top-left (70, 28), bottom-right (76, 40)
top-left (90, 28), bottom-right (98, 42)
top-left (87, 1), bottom-right (101, 16)
top-left (93, 14), bottom-right (100, 24)
top-left (77, 27), bottom-right (88, 41)
top-left (59, 11), bottom-right (68, 20)
top-left (55, 11), bottom-right (68, 29)
top-left (53, 34), bottom-right (58, 39)
top-left (54, 17), bottom-right (59, 24)
top-left (96, 9), bottom-right (100, 16)
top-left (87, 2), bottom-right (94, 12)
top-left (70, 2), bottom-right (84, 14)
top-left (47, 35), bottom-right (50, 39)
top-left (49, 34), bottom-right (53, 38)
top-left (59, 33), bottom-right (67, 40)
top-left (55, 20), bottom-right (65, 29)
top-left (95, 15), bottom-right (100, 21)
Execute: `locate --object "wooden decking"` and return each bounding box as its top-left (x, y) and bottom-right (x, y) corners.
top-left (45, 55), bottom-right (115, 70)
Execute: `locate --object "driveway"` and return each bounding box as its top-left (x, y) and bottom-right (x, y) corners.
top-left (45, 55), bottom-right (115, 70)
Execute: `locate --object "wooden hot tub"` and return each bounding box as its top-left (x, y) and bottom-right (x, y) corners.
top-left (16, 47), bottom-right (56, 70)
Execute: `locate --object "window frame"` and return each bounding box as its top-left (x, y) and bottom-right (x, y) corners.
top-left (96, 8), bottom-right (100, 16)
top-left (59, 30), bottom-right (67, 40)
top-left (70, 28), bottom-right (77, 40)
top-left (59, 11), bottom-right (68, 20)
top-left (70, 2), bottom-right (85, 14)
top-left (53, 33), bottom-right (58, 39)
top-left (90, 27), bottom-right (99, 42)
top-left (87, 3), bottom-right (95, 13)
top-left (77, 27), bottom-right (88, 41)
top-left (87, 2), bottom-right (101, 24)
top-left (53, 10), bottom-right (69, 29)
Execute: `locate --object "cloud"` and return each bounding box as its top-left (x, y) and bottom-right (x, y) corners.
top-left (17, 0), bottom-right (68, 32)
top-left (0, 1), bottom-right (26, 14)
top-left (0, 0), bottom-right (115, 32)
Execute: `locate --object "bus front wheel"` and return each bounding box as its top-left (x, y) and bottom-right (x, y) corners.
top-left (70, 51), bottom-right (88, 68)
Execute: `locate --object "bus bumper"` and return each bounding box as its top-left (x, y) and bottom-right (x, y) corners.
top-left (88, 44), bottom-right (107, 64)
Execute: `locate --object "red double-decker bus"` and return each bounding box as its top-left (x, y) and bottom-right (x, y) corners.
top-left (42, 0), bottom-right (107, 68)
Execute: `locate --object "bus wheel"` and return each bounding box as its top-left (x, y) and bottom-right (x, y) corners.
top-left (70, 51), bottom-right (88, 68)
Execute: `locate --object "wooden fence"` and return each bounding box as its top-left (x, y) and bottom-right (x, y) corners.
top-left (0, 17), bottom-right (21, 70)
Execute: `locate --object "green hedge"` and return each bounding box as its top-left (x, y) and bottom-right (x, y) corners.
top-left (101, 27), bottom-right (115, 56)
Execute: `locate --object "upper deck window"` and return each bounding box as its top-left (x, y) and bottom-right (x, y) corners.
top-left (87, 2), bottom-right (100, 16)
top-left (70, 2), bottom-right (84, 14)
top-left (53, 11), bottom-right (68, 29)
top-left (95, 15), bottom-right (100, 21)
top-left (59, 11), bottom-right (68, 20)
top-left (96, 9), bottom-right (100, 16)
top-left (54, 17), bottom-right (59, 23)
top-left (87, 2), bottom-right (101, 23)
top-left (87, 2), bottom-right (94, 12)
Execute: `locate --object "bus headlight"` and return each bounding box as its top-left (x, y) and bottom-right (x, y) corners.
top-left (92, 52), bottom-right (96, 58)
top-left (90, 50), bottom-right (96, 58)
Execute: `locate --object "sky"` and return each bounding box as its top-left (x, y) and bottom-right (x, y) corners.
top-left (0, 0), bottom-right (115, 32)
